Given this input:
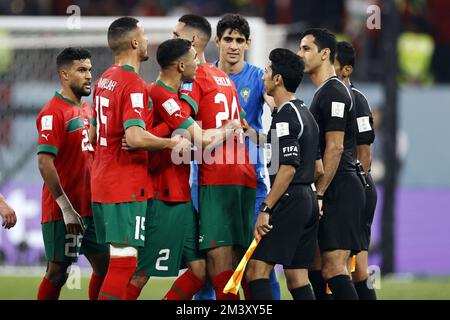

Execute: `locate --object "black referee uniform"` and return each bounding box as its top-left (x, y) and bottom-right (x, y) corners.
top-left (352, 84), bottom-right (377, 251)
top-left (252, 99), bottom-right (319, 269)
top-left (310, 76), bottom-right (365, 254)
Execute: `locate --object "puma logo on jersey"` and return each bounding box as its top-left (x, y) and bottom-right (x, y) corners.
top-left (134, 109), bottom-right (142, 117)
top-left (41, 133), bottom-right (50, 141)
top-left (174, 113), bottom-right (183, 118)
top-left (213, 76), bottom-right (232, 87)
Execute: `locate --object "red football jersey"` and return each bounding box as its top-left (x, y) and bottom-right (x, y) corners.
top-left (36, 92), bottom-right (95, 223)
top-left (179, 64), bottom-right (256, 188)
top-left (91, 64), bottom-right (153, 203)
top-left (147, 80), bottom-right (195, 202)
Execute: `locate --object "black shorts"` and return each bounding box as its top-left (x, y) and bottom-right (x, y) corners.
top-left (318, 172), bottom-right (365, 254)
top-left (252, 184), bottom-right (319, 269)
top-left (360, 173), bottom-right (377, 250)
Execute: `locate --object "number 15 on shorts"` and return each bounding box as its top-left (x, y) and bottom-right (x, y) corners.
top-left (135, 216), bottom-right (145, 241)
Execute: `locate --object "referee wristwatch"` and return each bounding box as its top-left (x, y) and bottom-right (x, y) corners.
top-left (259, 202), bottom-right (272, 215)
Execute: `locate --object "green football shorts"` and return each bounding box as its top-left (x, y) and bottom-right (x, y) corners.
top-left (42, 216), bottom-right (108, 263)
top-left (92, 200), bottom-right (147, 247)
top-left (198, 185), bottom-right (256, 250)
top-left (136, 199), bottom-right (204, 277)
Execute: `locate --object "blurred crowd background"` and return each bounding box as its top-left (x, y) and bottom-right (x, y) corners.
top-left (1, 0), bottom-right (450, 83)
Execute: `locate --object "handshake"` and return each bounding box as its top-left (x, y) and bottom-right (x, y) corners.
top-left (167, 118), bottom-right (246, 153)
top-left (121, 118), bottom-right (246, 155)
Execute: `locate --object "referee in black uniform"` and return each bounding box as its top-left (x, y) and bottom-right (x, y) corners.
top-left (244, 48), bottom-right (321, 300)
top-left (335, 41), bottom-right (377, 300)
top-left (298, 29), bottom-right (365, 300)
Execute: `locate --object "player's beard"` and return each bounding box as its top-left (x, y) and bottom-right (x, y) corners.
top-left (140, 45), bottom-right (149, 62)
top-left (184, 74), bottom-right (195, 82)
top-left (71, 82), bottom-right (91, 98)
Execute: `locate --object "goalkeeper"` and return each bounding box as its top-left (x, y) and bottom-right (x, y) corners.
top-left (244, 48), bottom-right (321, 300)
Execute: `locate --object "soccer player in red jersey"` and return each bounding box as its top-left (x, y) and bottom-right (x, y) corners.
top-left (90, 17), bottom-right (190, 300)
top-left (126, 39), bottom-right (240, 300)
top-left (36, 47), bottom-right (109, 300)
top-left (174, 15), bottom-right (257, 300)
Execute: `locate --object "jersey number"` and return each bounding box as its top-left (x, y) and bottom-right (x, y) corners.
top-left (135, 216), bottom-right (145, 241)
top-left (65, 234), bottom-right (83, 258)
top-left (95, 96), bottom-right (109, 146)
top-left (156, 249), bottom-right (170, 271)
top-left (214, 93), bottom-right (239, 128)
top-left (81, 129), bottom-right (94, 152)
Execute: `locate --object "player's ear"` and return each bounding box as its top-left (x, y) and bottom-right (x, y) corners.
top-left (322, 48), bottom-right (329, 62)
top-left (274, 73), bottom-right (282, 85)
top-left (344, 65), bottom-right (353, 77)
top-left (191, 34), bottom-right (198, 47)
top-left (59, 68), bottom-right (69, 81)
top-left (178, 60), bottom-right (185, 72)
top-left (131, 37), bottom-right (139, 50)
top-left (214, 36), bottom-right (220, 48)
top-left (245, 38), bottom-right (251, 50)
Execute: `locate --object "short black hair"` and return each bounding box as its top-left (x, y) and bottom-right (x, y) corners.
top-left (56, 47), bottom-right (91, 70)
top-left (157, 39), bottom-right (192, 69)
top-left (107, 17), bottom-right (140, 53)
top-left (300, 28), bottom-right (337, 63)
top-left (336, 41), bottom-right (355, 67)
top-left (217, 13), bottom-right (250, 40)
top-left (179, 14), bottom-right (212, 42)
top-left (269, 48), bottom-right (305, 93)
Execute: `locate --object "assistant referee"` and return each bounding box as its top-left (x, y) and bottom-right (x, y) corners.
top-left (244, 48), bottom-right (320, 300)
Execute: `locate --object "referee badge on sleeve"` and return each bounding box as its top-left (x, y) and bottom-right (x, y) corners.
top-left (331, 101), bottom-right (345, 118)
top-left (276, 122), bottom-right (289, 137)
top-left (357, 116), bottom-right (372, 132)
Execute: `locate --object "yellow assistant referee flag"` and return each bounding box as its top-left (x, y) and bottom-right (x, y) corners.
top-left (223, 234), bottom-right (261, 295)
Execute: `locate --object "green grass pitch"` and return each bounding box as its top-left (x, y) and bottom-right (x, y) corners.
top-left (0, 274), bottom-right (449, 300)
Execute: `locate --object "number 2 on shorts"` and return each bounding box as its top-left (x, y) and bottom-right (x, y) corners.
top-left (156, 249), bottom-right (170, 271)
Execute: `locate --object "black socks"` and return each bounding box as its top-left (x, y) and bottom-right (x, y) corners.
top-left (327, 275), bottom-right (358, 300)
top-left (248, 279), bottom-right (273, 300)
top-left (289, 284), bottom-right (316, 300)
top-left (354, 279), bottom-right (377, 300)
